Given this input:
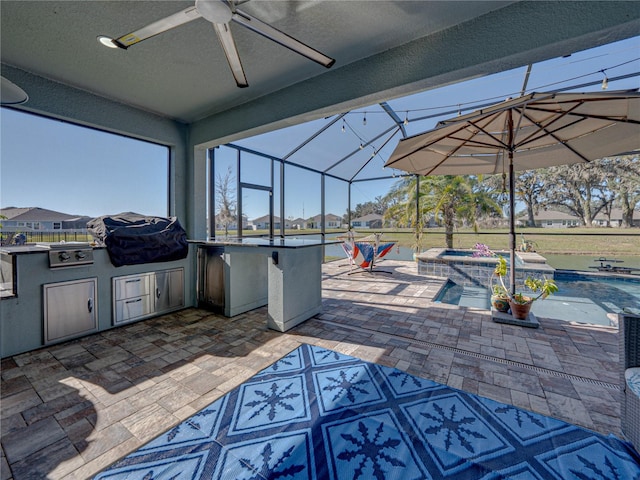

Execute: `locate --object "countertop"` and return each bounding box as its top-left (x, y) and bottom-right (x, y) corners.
top-left (192, 237), bottom-right (343, 249)
top-left (1, 242), bottom-right (98, 255)
top-left (1, 244), bottom-right (50, 255)
top-left (2, 238), bottom-right (344, 254)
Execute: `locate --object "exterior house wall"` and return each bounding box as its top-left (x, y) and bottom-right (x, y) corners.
top-left (536, 218), bottom-right (581, 228)
top-left (351, 214), bottom-right (383, 229)
top-left (2, 220), bottom-right (50, 231)
top-left (214, 215), bottom-right (248, 230)
top-left (307, 214), bottom-right (340, 229)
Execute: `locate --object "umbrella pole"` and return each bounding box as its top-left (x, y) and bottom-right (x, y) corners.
top-left (508, 151), bottom-right (516, 296)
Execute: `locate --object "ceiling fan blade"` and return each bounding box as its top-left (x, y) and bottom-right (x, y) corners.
top-left (212, 23), bottom-right (249, 88)
top-left (113, 6), bottom-right (202, 48)
top-left (231, 9), bottom-right (335, 68)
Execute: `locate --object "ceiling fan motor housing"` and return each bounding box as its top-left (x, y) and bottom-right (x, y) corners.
top-left (195, 0), bottom-right (233, 24)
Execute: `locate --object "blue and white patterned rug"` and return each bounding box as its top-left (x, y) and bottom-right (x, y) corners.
top-left (95, 343), bottom-right (640, 479)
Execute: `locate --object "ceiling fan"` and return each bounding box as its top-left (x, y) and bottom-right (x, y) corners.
top-left (99, 0), bottom-right (335, 88)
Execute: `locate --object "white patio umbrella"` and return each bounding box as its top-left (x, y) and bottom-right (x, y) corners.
top-left (385, 90), bottom-right (640, 295)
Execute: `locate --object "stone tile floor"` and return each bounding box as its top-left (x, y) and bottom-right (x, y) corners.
top-left (0, 260), bottom-right (627, 479)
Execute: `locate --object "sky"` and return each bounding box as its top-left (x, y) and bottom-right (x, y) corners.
top-left (1, 36), bottom-right (638, 221)
top-left (1, 111), bottom-right (169, 218)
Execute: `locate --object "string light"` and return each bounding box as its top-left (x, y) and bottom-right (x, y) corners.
top-left (338, 58), bottom-right (633, 126)
top-left (335, 58), bottom-right (630, 176)
top-left (600, 70), bottom-right (609, 90)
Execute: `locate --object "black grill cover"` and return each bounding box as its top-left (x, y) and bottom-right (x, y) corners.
top-left (87, 213), bottom-right (189, 267)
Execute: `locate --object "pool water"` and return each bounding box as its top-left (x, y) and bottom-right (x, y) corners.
top-left (435, 271), bottom-right (640, 326)
top-left (440, 250), bottom-right (477, 257)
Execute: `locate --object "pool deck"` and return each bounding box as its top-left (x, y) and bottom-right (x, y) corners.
top-left (0, 260), bottom-right (628, 479)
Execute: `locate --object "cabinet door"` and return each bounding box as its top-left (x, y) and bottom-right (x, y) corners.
top-left (154, 268), bottom-right (184, 313)
top-left (44, 278), bottom-right (98, 344)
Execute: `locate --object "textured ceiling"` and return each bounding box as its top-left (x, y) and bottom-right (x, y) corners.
top-left (1, 0), bottom-right (639, 132)
top-left (0, 1), bottom-right (517, 122)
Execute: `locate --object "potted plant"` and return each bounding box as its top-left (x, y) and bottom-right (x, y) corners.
top-left (519, 234), bottom-right (538, 252)
top-left (493, 256), bottom-right (558, 319)
top-left (472, 243), bottom-right (510, 313)
top-left (490, 282), bottom-right (511, 313)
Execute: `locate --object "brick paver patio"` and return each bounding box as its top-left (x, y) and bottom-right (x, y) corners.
top-left (0, 260), bottom-right (624, 479)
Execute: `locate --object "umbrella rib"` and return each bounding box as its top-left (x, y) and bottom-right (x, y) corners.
top-left (523, 102), bottom-right (640, 125)
top-left (513, 103), bottom-right (580, 147)
top-left (516, 109), bottom-right (582, 147)
top-left (387, 92), bottom-right (639, 175)
top-left (466, 118), bottom-right (511, 151)
top-left (516, 109), bottom-right (592, 163)
top-left (562, 110), bottom-right (640, 125)
top-left (419, 142), bottom-right (468, 176)
top-left (384, 122), bottom-right (473, 168)
top-left (422, 112), bottom-right (510, 174)
top-left (515, 99), bottom-right (640, 149)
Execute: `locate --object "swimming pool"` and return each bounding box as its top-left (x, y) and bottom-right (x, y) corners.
top-left (434, 270), bottom-right (640, 326)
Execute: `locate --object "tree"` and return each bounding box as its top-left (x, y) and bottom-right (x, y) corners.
top-left (345, 195), bottom-right (391, 227)
top-left (384, 175), bottom-right (502, 248)
top-left (541, 162), bottom-right (609, 226)
top-left (541, 157), bottom-right (640, 227)
top-left (600, 155), bottom-right (640, 228)
top-left (383, 177), bottom-right (422, 228)
top-left (215, 166), bottom-right (237, 237)
top-left (516, 171), bottom-right (547, 227)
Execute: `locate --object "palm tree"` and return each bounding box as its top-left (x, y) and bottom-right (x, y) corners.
top-left (384, 175), bottom-right (502, 248)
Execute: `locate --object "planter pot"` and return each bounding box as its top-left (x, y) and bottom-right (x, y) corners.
top-left (509, 299), bottom-right (533, 320)
top-left (491, 295), bottom-right (510, 313)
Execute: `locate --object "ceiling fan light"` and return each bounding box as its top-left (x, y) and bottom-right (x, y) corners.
top-left (97, 35), bottom-right (118, 48)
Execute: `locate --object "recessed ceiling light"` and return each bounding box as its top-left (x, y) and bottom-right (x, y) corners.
top-left (1, 76), bottom-right (29, 105)
top-left (97, 36), bottom-right (118, 48)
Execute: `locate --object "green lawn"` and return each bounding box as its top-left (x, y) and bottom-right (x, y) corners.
top-left (382, 228), bottom-right (640, 256)
top-left (235, 227), bottom-right (640, 256)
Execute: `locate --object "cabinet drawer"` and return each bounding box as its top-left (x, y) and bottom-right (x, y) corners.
top-left (114, 275), bottom-right (150, 300)
top-left (114, 295), bottom-right (151, 324)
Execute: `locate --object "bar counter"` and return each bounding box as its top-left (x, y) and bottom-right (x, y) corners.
top-left (193, 238), bottom-right (342, 332)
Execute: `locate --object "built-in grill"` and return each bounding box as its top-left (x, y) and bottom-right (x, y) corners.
top-left (46, 242), bottom-right (94, 268)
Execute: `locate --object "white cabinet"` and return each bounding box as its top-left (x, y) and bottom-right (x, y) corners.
top-left (112, 268), bottom-right (184, 325)
top-left (43, 278), bottom-right (98, 344)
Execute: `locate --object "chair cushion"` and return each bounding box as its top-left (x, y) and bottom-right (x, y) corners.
top-left (625, 367), bottom-right (640, 396)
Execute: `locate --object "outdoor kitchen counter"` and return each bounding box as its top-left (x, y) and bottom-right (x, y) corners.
top-left (194, 238), bottom-right (341, 332)
top-left (1, 244), bottom-right (53, 299)
top-left (0, 244), bottom-right (195, 358)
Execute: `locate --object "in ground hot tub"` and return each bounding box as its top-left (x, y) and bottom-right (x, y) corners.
top-left (415, 248), bottom-right (553, 288)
